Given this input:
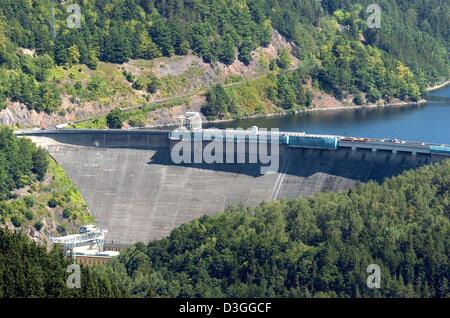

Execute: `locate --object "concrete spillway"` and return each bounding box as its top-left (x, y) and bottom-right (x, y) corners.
top-left (22, 130), bottom-right (442, 244)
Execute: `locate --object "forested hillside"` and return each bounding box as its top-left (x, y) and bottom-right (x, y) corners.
top-left (0, 228), bottom-right (128, 297)
top-left (0, 127), bottom-right (48, 198)
top-left (112, 160), bottom-right (450, 298)
top-left (320, 0), bottom-right (449, 81)
top-left (0, 127), bottom-right (93, 242)
top-left (0, 0), bottom-right (448, 120)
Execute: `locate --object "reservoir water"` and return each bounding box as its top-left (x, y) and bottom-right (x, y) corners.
top-left (207, 85), bottom-right (450, 144)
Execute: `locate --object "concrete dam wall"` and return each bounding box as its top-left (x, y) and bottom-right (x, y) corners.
top-left (22, 130), bottom-right (442, 244)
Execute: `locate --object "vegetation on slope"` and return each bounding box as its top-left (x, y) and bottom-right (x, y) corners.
top-left (0, 228), bottom-right (129, 297)
top-left (320, 0), bottom-right (449, 82)
top-left (73, 97), bottom-right (189, 129)
top-left (0, 127), bottom-right (93, 241)
top-left (0, 127), bottom-right (48, 198)
top-left (111, 160), bottom-right (450, 298)
top-left (0, 0), bottom-right (448, 122)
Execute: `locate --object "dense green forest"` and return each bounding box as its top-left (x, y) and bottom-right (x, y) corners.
top-left (0, 228), bottom-right (129, 297)
top-left (0, 0), bottom-right (448, 116)
top-left (0, 126), bottom-right (94, 245)
top-left (0, 127), bottom-right (48, 199)
top-left (109, 160), bottom-right (449, 298)
top-left (0, 126), bottom-right (48, 229)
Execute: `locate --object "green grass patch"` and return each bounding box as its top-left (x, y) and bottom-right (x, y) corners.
top-left (46, 159), bottom-right (94, 225)
top-left (226, 76), bottom-right (279, 118)
top-left (73, 117), bottom-right (108, 129)
top-left (1, 156), bottom-right (93, 233)
top-left (73, 97), bottom-right (189, 129)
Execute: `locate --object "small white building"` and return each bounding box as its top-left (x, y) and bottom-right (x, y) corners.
top-left (178, 112), bottom-right (202, 130)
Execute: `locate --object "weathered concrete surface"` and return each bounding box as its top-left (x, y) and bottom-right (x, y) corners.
top-left (25, 131), bottom-right (438, 244)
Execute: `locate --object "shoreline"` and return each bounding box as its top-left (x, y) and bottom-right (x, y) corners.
top-left (204, 99), bottom-right (428, 126)
top-left (427, 81), bottom-right (450, 92)
top-left (202, 80), bottom-right (449, 126)
top-left (30, 79), bottom-right (450, 130)
top-left (60, 79), bottom-right (450, 130)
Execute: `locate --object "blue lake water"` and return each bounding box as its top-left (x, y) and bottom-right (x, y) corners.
top-left (207, 85), bottom-right (450, 144)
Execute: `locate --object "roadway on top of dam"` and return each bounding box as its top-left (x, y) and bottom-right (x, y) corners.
top-left (17, 129), bottom-right (449, 244)
top-left (17, 128), bottom-right (450, 156)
